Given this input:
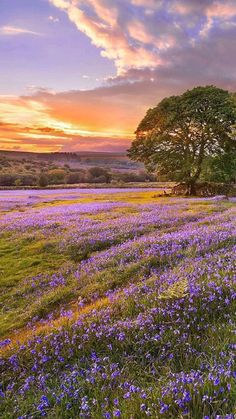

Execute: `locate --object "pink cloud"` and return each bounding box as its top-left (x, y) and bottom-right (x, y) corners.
top-left (50, 0), bottom-right (165, 74)
top-left (128, 19), bottom-right (175, 50)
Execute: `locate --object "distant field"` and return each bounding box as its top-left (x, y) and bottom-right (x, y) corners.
top-left (0, 150), bottom-right (142, 173)
top-left (0, 182), bottom-right (174, 192)
top-left (0, 189), bottom-right (235, 418)
top-left (0, 150), bottom-right (153, 188)
top-left (0, 186), bottom-right (173, 210)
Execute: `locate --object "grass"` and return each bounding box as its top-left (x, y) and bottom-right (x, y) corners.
top-left (0, 189), bottom-right (235, 418)
top-left (0, 234), bottom-right (71, 335)
top-left (0, 194), bottom-right (233, 336)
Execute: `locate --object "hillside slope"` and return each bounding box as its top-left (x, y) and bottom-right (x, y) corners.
top-left (0, 150), bottom-right (143, 173)
top-left (0, 190), bottom-right (235, 418)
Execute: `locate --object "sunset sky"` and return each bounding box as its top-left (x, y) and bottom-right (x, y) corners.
top-left (0, 0), bottom-right (236, 152)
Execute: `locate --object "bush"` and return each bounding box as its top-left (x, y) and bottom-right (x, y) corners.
top-left (0, 174), bottom-right (17, 186)
top-left (172, 182), bottom-right (234, 197)
top-left (14, 178), bottom-right (22, 187)
top-left (22, 175), bottom-right (38, 186)
top-left (114, 170), bottom-right (153, 183)
top-left (47, 169), bottom-right (66, 184)
top-left (88, 167), bottom-right (111, 183)
top-left (90, 175), bottom-right (108, 183)
top-left (65, 171), bottom-right (86, 184)
top-left (38, 174), bottom-right (49, 187)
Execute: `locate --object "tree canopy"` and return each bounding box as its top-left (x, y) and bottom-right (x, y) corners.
top-left (128, 86), bottom-right (236, 194)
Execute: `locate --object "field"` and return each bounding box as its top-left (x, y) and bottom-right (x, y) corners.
top-left (0, 151), bottom-right (142, 177)
top-left (0, 188), bottom-right (235, 418)
top-left (0, 150), bottom-right (148, 188)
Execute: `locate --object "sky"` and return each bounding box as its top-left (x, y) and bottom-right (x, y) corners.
top-left (0, 0), bottom-right (236, 153)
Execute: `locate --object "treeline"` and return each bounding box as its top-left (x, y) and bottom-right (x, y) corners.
top-left (0, 167), bottom-right (154, 187)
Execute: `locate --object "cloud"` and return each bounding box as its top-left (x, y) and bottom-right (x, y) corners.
top-left (25, 86), bottom-right (56, 96)
top-left (49, 0), bottom-right (165, 74)
top-left (48, 15), bottom-right (60, 23)
top-left (60, 136), bottom-right (131, 152)
top-left (201, 1), bottom-right (236, 36)
top-left (1, 0), bottom-right (236, 152)
top-left (1, 15), bottom-right (236, 154)
top-left (131, 0), bottom-right (163, 8)
top-left (49, 0), bottom-right (236, 78)
top-left (0, 26), bottom-right (41, 36)
top-left (0, 87), bottom-right (139, 152)
top-left (127, 19), bottom-right (176, 50)
top-left (26, 85), bottom-right (148, 136)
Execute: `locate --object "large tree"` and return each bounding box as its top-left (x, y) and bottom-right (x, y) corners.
top-left (128, 86), bottom-right (236, 194)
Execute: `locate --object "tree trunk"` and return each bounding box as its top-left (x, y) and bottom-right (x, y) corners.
top-left (186, 180), bottom-right (196, 196)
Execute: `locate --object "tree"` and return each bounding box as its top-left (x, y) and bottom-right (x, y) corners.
top-left (88, 167), bottom-right (111, 183)
top-left (203, 151), bottom-right (236, 183)
top-left (47, 169), bottom-right (66, 184)
top-left (115, 170), bottom-right (152, 183)
top-left (38, 173), bottom-right (48, 187)
top-left (14, 178), bottom-right (22, 187)
top-left (128, 86), bottom-right (236, 194)
top-left (65, 171), bottom-right (86, 184)
top-left (0, 174), bottom-right (16, 186)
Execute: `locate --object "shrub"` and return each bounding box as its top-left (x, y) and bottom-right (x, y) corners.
top-left (88, 167), bottom-right (111, 183)
top-left (38, 173), bottom-right (49, 187)
top-left (65, 171), bottom-right (86, 184)
top-left (47, 169), bottom-right (66, 184)
top-left (0, 174), bottom-right (17, 186)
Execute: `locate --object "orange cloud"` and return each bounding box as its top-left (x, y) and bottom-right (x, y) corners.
top-left (0, 87), bottom-right (142, 152)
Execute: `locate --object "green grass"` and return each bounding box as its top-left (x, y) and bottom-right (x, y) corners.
top-left (0, 234), bottom-right (71, 335)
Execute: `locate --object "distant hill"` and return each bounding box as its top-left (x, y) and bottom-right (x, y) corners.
top-left (0, 150), bottom-right (143, 173)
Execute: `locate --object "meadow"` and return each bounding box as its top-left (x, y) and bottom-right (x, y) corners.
top-left (0, 188), bottom-right (235, 418)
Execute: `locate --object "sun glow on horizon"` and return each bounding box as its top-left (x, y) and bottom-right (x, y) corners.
top-left (0, 95), bottom-right (134, 152)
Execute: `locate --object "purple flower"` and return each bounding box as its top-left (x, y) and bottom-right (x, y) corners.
top-left (160, 403), bottom-right (169, 413)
